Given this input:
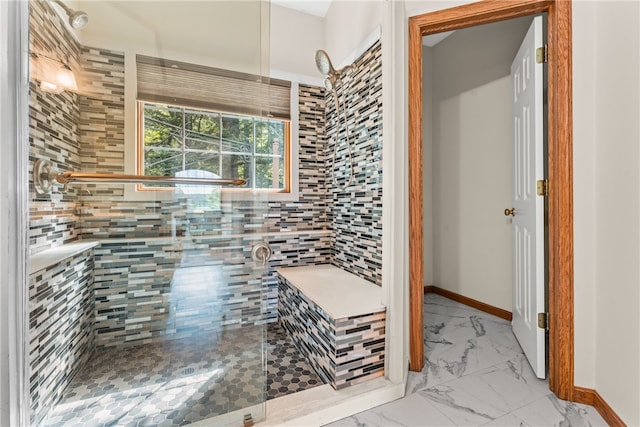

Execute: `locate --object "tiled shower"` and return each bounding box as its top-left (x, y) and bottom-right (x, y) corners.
top-left (27, 1), bottom-right (383, 425)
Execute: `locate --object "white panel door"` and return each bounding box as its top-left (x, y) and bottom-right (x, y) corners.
top-left (510, 16), bottom-right (546, 379)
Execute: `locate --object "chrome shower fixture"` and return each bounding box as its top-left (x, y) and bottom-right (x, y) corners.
top-left (315, 49), bottom-right (336, 77)
top-left (315, 49), bottom-right (355, 91)
top-left (315, 49), bottom-right (356, 190)
top-left (52, 0), bottom-right (89, 29)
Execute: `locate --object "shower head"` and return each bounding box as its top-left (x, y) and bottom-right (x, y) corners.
top-left (315, 49), bottom-right (336, 77)
top-left (315, 49), bottom-right (357, 81)
top-left (52, 0), bottom-right (89, 29)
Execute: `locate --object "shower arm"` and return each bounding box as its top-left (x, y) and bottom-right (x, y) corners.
top-left (52, 0), bottom-right (74, 16)
top-left (330, 77), bottom-right (355, 190)
top-left (315, 49), bottom-right (356, 190)
top-left (33, 159), bottom-right (246, 194)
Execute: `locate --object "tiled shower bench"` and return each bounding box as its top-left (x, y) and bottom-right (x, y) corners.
top-left (276, 264), bottom-right (386, 390)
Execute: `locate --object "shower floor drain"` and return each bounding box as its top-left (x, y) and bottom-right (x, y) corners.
top-left (181, 367), bottom-right (196, 376)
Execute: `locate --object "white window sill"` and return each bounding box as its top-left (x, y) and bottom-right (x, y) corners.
top-left (220, 187), bottom-right (300, 202)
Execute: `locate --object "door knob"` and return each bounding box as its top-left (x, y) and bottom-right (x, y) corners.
top-left (504, 208), bottom-right (516, 217)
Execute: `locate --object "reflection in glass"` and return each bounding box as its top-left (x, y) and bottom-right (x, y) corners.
top-left (221, 114), bottom-right (253, 153)
top-left (255, 156), bottom-right (283, 189)
top-left (221, 153), bottom-right (251, 183)
top-left (185, 152), bottom-right (219, 174)
top-left (255, 119), bottom-right (285, 155)
top-left (28, 0), bottom-right (270, 425)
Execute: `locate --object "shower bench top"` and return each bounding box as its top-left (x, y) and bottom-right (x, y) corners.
top-left (276, 264), bottom-right (385, 319)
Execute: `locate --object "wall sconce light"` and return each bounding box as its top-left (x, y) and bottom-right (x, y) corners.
top-left (29, 52), bottom-right (79, 94)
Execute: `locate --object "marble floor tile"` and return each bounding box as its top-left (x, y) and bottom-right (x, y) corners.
top-left (510, 394), bottom-right (608, 427)
top-left (329, 294), bottom-right (609, 427)
top-left (407, 294), bottom-right (523, 393)
top-left (418, 383), bottom-right (510, 425)
top-left (481, 412), bottom-right (530, 426)
top-left (418, 354), bottom-right (553, 425)
top-left (325, 393), bottom-right (457, 427)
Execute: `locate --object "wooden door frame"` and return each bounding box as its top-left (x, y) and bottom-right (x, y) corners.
top-left (408, 0), bottom-right (574, 400)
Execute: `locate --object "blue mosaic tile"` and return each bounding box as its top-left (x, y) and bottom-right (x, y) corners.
top-left (278, 270), bottom-right (385, 390)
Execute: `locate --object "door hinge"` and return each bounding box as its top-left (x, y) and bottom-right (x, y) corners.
top-left (538, 312), bottom-right (549, 331)
top-left (536, 44), bottom-right (548, 64)
top-left (537, 179), bottom-right (548, 196)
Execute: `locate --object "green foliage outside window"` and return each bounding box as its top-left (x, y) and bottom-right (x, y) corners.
top-left (141, 102), bottom-right (287, 192)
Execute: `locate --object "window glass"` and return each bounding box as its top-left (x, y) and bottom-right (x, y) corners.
top-left (138, 102), bottom-right (289, 192)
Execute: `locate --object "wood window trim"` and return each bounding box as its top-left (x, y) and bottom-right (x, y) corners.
top-left (408, 0), bottom-right (574, 400)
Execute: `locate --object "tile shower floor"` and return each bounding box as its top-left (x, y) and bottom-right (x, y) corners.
top-left (327, 293), bottom-right (608, 427)
top-left (43, 322), bottom-right (322, 426)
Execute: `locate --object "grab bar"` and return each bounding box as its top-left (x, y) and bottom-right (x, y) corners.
top-left (33, 159), bottom-right (246, 194)
top-left (56, 171), bottom-right (246, 186)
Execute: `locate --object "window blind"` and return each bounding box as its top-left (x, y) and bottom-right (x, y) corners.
top-left (136, 55), bottom-right (291, 120)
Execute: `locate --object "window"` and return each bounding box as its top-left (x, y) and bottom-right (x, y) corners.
top-left (138, 102), bottom-right (290, 191)
top-left (135, 55), bottom-right (293, 194)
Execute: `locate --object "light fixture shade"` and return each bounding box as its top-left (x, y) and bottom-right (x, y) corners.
top-left (30, 53), bottom-right (78, 93)
top-left (56, 65), bottom-right (78, 92)
top-left (39, 80), bottom-right (64, 94)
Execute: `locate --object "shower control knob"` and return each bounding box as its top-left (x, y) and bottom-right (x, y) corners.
top-left (251, 241), bottom-right (272, 266)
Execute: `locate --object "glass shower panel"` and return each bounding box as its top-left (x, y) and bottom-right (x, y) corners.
top-left (27, 0), bottom-right (270, 425)
top-left (74, 187), bottom-right (269, 426)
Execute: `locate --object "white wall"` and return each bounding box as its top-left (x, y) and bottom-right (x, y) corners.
top-left (573, 2), bottom-right (640, 423)
top-left (571, 0), bottom-right (598, 393)
top-left (425, 18), bottom-right (531, 311)
top-left (73, 1), bottom-right (326, 84)
top-left (591, 2), bottom-right (640, 424)
top-left (408, 1), bottom-right (640, 424)
top-left (324, 0), bottom-right (384, 67)
top-left (74, 1), bottom-right (265, 73)
top-left (273, 0), bottom-right (386, 80)
top-left (270, 3), bottom-right (324, 80)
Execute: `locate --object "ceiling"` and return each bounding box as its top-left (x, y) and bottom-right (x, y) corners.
top-left (271, 0), bottom-right (333, 17)
top-left (270, 1), bottom-right (451, 44)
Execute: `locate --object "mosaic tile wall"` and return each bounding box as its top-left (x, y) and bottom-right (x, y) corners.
top-left (29, 249), bottom-right (95, 426)
top-left (78, 46), bottom-right (126, 199)
top-left (326, 40), bottom-right (383, 286)
top-left (70, 84), bottom-right (327, 243)
top-left (28, 0), bottom-right (82, 255)
top-left (71, 83), bottom-right (331, 347)
top-left (29, 201), bottom-right (78, 256)
top-left (270, 84), bottom-right (329, 232)
top-left (278, 273), bottom-right (386, 389)
top-left (30, 76), bottom-right (332, 352)
top-left (93, 231), bottom-right (330, 348)
top-left (28, 2), bottom-right (127, 255)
